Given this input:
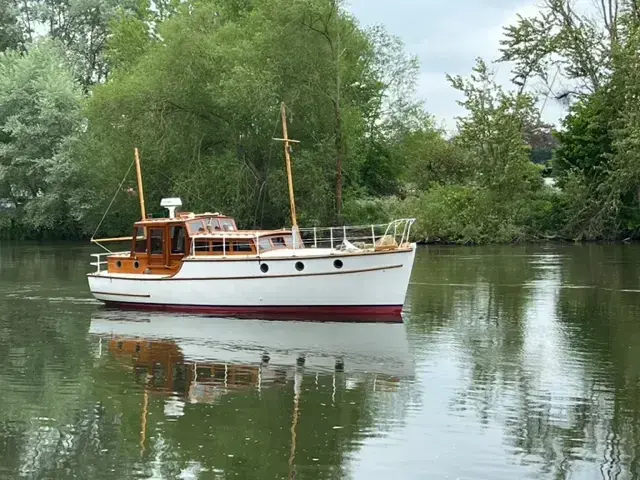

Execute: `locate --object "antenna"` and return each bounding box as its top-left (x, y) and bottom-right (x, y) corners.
top-left (160, 197), bottom-right (182, 219)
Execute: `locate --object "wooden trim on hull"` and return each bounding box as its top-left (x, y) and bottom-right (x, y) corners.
top-left (92, 291), bottom-right (151, 298)
top-left (100, 301), bottom-right (404, 323)
top-left (88, 264), bottom-right (403, 282)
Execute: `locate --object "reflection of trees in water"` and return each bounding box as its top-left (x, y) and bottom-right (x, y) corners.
top-left (0, 307), bottom-right (416, 480)
top-left (0, 243), bottom-right (94, 288)
top-left (0, 293), bottom-right (100, 479)
top-left (408, 244), bottom-right (640, 478)
top-left (554, 245), bottom-right (640, 479)
top-left (408, 245), bottom-right (538, 365)
top-left (84, 342), bottom-right (412, 480)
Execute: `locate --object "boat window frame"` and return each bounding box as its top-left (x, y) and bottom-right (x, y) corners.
top-left (133, 226), bottom-right (147, 254)
top-left (193, 238), bottom-right (211, 254)
top-left (148, 226), bottom-right (166, 264)
top-left (170, 224), bottom-right (187, 255)
top-left (229, 240), bottom-right (255, 254)
top-left (258, 237), bottom-right (272, 253)
top-left (219, 218), bottom-right (236, 231)
top-left (186, 219), bottom-right (207, 235)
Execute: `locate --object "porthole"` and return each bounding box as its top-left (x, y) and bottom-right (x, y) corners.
top-left (133, 261), bottom-right (140, 269)
top-left (260, 263), bottom-right (269, 273)
top-left (115, 260), bottom-right (122, 268)
top-left (295, 261), bottom-right (305, 271)
top-left (334, 259), bottom-right (343, 269)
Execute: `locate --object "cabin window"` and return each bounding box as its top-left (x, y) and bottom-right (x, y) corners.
top-left (231, 241), bottom-right (254, 253)
top-left (220, 219), bottom-right (235, 231)
top-left (150, 228), bottom-right (164, 255)
top-left (134, 227), bottom-right (147, 253)
top-left (194, 239), bottom-right (210, 253)
top-left (205, 217), bottom-right (221, 231)
top-left (258, 238), bottom-right (272, 253)
top-left (272, 236), bottom-right (286, 248)
top-left (170, 225), bottom-right (186, 254)
top-left (186, 220), bottom-right (206, 235)
top-left (212, 241), bottom-right (225, 254)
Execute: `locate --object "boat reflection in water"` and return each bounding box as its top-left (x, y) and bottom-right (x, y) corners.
top-left (88, 309), bottom-right (415, 477)
top-left (89, 309), bottom-right (414, 385)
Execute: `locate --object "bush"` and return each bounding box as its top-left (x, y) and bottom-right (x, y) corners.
top-left (344, 184), bottom-right (563, 245)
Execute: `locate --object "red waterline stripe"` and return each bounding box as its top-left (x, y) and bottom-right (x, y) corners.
top-left (101, 301), bottom-right (404, 323)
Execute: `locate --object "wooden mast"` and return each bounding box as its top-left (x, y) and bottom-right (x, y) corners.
top-left (134, 147), bottom-right (147, 220)
top-left (274, 102), bottom-right (299, 229)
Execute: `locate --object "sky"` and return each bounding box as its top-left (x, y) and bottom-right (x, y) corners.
top-left (345, 0), bottom-right (569, 133)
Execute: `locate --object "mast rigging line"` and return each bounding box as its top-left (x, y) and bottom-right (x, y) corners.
top-left (254, 109), bottom-right (282, 228)
top-left (91, 158), bottom-right (135, 244)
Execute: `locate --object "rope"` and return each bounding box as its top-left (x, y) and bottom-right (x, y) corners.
top-left (91, 159), bottom-right (135, 241)
top-left (255, 109), bottom-right (282, 227)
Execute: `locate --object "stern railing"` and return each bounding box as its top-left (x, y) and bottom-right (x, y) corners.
top-left (90, 251), bottom-right (129, 273)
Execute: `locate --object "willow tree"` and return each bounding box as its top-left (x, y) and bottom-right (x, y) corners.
top-left (0, 39), bottom-right (84, 238)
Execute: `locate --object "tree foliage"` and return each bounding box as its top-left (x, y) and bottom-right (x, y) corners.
top-left (497, 0), bottom-right (640, 241)
top-left (4, 0), bottom-right (640, 244)
top-left (0, 39), bottom-right (84, 238)
top-left (71, 0), bottom-right (422, 236)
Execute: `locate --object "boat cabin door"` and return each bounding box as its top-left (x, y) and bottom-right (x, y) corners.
top-left (147, 226), bottom-right (166, 267)
top-left (144, 223), bottom-right (187, 270)
top-left (133, 223), bottom-right (187, 272)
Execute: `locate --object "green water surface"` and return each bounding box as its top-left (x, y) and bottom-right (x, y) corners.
top-left (1, 242), bottom-right (639, 479)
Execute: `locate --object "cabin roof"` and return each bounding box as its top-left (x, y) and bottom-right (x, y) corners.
top-left (191, 229), bottom-right (291, 239)
top-left (132, 213), bottom-right (293, 238)
top-left (134, 212), bottom-right (234, 227)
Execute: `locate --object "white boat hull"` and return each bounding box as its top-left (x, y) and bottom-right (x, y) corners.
top-left (87, 245), bottom-right (417, 321)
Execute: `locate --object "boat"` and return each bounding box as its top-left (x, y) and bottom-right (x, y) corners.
top-left (87, 103), bottom-right (417, 321)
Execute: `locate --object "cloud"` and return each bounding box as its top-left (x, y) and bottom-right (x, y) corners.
top-left (346, 0), bottom-right (567, 131)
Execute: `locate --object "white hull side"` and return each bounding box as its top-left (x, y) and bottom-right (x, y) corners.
top-left (87, 245), bottom-right (417, 311)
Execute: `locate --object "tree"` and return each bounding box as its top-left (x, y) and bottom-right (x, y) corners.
top-left (3, 0), bottom-right (150, 89)
top-left (0, 2), bottom-right (25, 52)
top-left (498, 0), bottom-right (621, 101)
top-left (0, 39), bottom-right (84, 237)
top-left (447, 58), bottom-right (542, 196)
top-left (523, 119), bottom-right (558, 165)
top-left (76, 0), bottom-right (421, 237)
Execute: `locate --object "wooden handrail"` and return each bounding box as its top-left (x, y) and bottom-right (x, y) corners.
top-left (91, 236), bottom-right (134, 243)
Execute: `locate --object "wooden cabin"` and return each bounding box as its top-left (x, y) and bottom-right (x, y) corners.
top-left (105, 211), bottom-right (303, 275)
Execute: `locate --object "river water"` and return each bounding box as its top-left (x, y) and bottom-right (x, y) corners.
top-left (0, 242), bottom-right (639, 479)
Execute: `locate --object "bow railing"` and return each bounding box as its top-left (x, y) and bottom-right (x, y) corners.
top-left (296, 218), bottom-right (416, 251)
